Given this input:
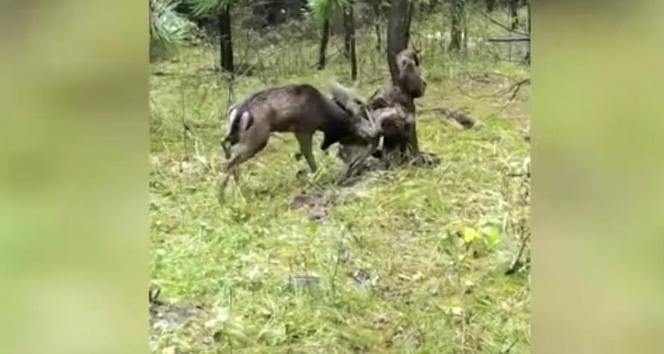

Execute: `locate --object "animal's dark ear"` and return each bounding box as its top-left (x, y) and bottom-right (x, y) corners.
top-left (370, 96), bottom-right (389, 110)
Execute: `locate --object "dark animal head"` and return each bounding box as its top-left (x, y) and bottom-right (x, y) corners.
top-left (329, 83), bottom-right (380, 144)
top-left (330, 83), bottom-right (371, 120)
top-left (396, 49), bottom-right (427, 98)
top-left (373, 106), bottom-right (411, 139)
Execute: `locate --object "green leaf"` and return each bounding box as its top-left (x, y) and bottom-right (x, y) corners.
top-left (462, 227), bottom-right (479, 244)
top-left (481, 226), bottom-right (501, 249)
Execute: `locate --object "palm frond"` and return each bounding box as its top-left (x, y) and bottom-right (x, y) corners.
top-left (307, 0), bottom-right (348, 23)
top-left (185, 0), bottom-right (231, 17)
top-left (150, 0), bottom-right (198, 52)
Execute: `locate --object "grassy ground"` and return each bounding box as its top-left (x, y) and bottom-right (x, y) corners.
top-left (150, 20), bottom-right (531, 352)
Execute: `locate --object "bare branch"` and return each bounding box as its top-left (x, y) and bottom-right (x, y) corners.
top-left (506, 79), bottom-right (530, 101)
top-left (468, 6), bottom-right (529, 36)
top-left (494, 78), bottom-right (531, 113)
top-left (487, 37), bottom-right (530, 43)
top-left (505, 233), bottom-right (530, 275)
top-left (420, 106), bottom-right (477, 129)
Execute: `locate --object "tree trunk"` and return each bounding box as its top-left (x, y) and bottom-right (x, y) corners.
top-left (343, 10), bottom-right (351, 59)
top-left (343, 4), bottom-right (358, 80)
top-left (486, 0), bottom-right (495, 12)
top-left (372, 0), bottom-right (382, 51)
top-left (387, 0), bottom-right (411, 85)
top-left (462, 9), bottom-right (468, 52)
top-left (317, 19), bottom-right (330, 70)
top-left (509, 0), bottom-right (519, 29)
top-left (525, 0), bottom-right (531, 64)
top-left (218, 4), bottom-right (234, 74)
top-left (449, 0), bottom-right (463, 52)
top-left (343, 36), bottom-right (351, 59)
top-left (405, 1), bottom-right (414, 48)
top-left (527, 0), bottom-right (531, 34)
top-left (384, 0), bottom-right (420, 158)
top-left (375, 23), bottom-right (382, 51)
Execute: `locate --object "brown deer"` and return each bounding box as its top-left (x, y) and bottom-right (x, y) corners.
top-left (219, 83), bottom-right (379, 200)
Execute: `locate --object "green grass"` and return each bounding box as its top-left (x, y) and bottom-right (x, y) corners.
top-left (150, 20), bottom-right (530, 352)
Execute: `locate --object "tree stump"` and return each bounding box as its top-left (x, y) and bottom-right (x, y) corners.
top-left (335, 48), bottom-right (439, 177)
top-left (370, 49), bottom-right (434, 165)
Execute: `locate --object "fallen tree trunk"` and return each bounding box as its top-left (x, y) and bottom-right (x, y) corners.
top-left (429, 107), bottom-right (477, 129)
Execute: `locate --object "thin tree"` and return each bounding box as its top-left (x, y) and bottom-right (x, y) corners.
top-left (218, 2), bottom-right (233, 73)
top-left (386, 0), bottom-right (421, 155)
top-left (449, 0), bottom-right (463, 52)
top-left (189, 0), bottom-right (235, 74)
top-left (343, 12), bottom-right (351, 59)
top-left (318, 19), bottom-right (331, 69)
top-left (386, 0), bottom-right (411, 83)
top-left (309, 0), bottom-right (347, 70)
top-left (462, 2), bottom-right (468, 53)
top-left (368, 0), bottom-right (384, 51)
top-left (343, 1), bottom-right (358, 79)
top-left (509, 0), bottom-right (519, 29)
top-left (525, 0), bottom-right (531, 64)
top-left (485, 0), bottom-right (495, 12)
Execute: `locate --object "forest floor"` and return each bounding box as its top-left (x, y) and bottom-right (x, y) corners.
top-left (150, 43), bottom-right (530, 353)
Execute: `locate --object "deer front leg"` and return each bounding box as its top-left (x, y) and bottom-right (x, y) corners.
top-left (217, 143), bottom-right (262, 203)
top-left (295, 132), bottom-right (317, 173)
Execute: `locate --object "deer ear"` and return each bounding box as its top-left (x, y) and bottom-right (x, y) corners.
top-left (228, 107), bottom-right (238, 124)
top-left (410, 47), bottom-right (421, 66)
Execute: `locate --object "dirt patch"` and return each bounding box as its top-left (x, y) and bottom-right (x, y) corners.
top-left (289, 150), bottom-right (441, 221)
top-left (348, 268), bottom-right (379, 290)
top-left (150, 301), bottom-right (216, 351)
top-left (150, 301), bottom-right (206, 332)
top-left (289, 191), bottom-right (337, 220)
top-left (151, 154), bottom-right (212, 178)
top-left (149, 288), bottom-right (215, 352)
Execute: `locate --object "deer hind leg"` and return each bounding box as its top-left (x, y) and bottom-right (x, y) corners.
top-left (295, 132), bottom-right (317, 173)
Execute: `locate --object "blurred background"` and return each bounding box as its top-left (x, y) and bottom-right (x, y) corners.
top-left (149, 0), bottom-right (531, 352)
top-left (0, 0), bottom-right (663, 353)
